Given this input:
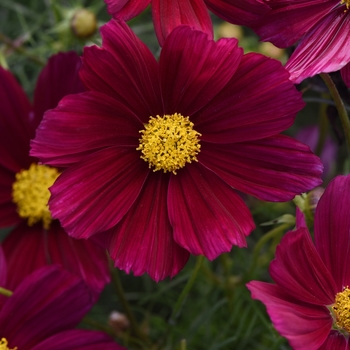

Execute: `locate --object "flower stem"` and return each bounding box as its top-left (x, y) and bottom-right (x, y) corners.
top-left (320, 73), bottom-right (350, 153)
top-left (0, 286), bottom-right (13, 297)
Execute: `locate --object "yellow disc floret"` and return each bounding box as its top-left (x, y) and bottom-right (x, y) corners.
top-left (332, 287), bottom-right (350, 333)
top-left (0, 338), bottom-right (17, 350)
top-left (12, 163), bottom-right (60, 229)
top-left (341, 0), bottom-right (350, 10)
top-left (137, 113), bottom-right (201, 174)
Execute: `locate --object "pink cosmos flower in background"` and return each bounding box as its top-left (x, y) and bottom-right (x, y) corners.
top-left (0, 249), bottom-right (124, 350)
top-left (247, 175), bottom-right (350, 349)
top-left (104, 0), bottom-right (269, 45)
top-left (0, 52), bottom-right (110, 295)
top-left (253, 0), bottom-right (350, 83)
top-left (31, 20), bottom-right (322, 282)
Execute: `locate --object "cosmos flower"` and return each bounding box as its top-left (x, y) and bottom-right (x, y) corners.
top-left (0, 52), bottom-right (110, 295)
top-left (0, 251), bottom-right (124, 350)
top-left (104, 0), bottom-right (269, 45)
top-left (253, 0), bottom-right (350, 83)
top-left (247, 175), bottom-right (350, 349)
top-left (31, 20), bottom-right (322, 281)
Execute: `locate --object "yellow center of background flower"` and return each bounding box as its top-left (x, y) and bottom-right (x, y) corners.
top-left (332, 287), bottom-right (350, 333)
top-left (12, 163), bottom-right (60, 229)
top-left (137, 113), bottom-right (201, 174)
top-left (0, 338), bottom-right (17, 350)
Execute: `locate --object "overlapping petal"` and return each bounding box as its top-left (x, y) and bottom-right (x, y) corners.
top-left (160, 25), bottom-right (242, 116)
top-left (168, 164), bottom-right (254, 260)
top-left (205, 0), bottom-right (269, 26)
top-left (152, 0), bottom-right (212, 46)
top-left (247, 281), bottom-right (332, 350)
top-left (286, 6), bottom-right (350, 83)
top-left (199, 135), bottom-right (322, 201)
top-left (314, 175), bottom-right (350, 290)
top-left (319, 331), bottom-right (350, 350)
top-left (2, 222), bottom-right (110, 296)
top-left (194, 54), bottom-right (304, 143)
top-left (106, 171), bottom-right (190, 281)
top-left (104, 0), bottom-right (150, 21)
top-left (31, 91), bottom-right (141, 167)
top-left (49, 147), bottom-right (149, 238)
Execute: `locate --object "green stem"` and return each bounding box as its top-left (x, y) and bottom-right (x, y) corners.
top-left (0, 286), bottom-right (13, 297)
top-left (0, 33), bottom-right (45, 66)
top-left (315, 98), bottom-right (329, 157)
top-left (320, 73), bottom-right (350, 153)
top-left (247, 223), bottom-right (292, 279)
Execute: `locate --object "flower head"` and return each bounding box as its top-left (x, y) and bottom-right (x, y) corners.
top-left (247, 175), bottom-right (350, 349)
top-left (104, 0), bottom-right (269, 45)
top-left (253, 0), bottom-right (350, 83)
top-left (31, 20), bottom-right (322, 281)
top-left (0, 52), bottom-right (110, 295)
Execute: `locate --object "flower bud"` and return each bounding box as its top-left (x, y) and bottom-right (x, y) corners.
top-left (305, 187), bottom-right (325, 216)
top-left (70, 9), bottom-right (97, 38)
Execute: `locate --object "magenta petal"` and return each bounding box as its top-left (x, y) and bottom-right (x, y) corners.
top-left (49, 147), bottom-right (149, 239)
top-left (0, 67), bottom-right (32, 172)
top-left (205, 0), bottom-right (269, 26)
top-left (296, 208), bottom-right (307, 229)
top-left (286, 7), bottom-right (350, 83)
top-left (31, 91), bottom-right (141, 167)
top-left (104, 0), bottom-right (150, 21)
top-left (33, 52), bottom-right (84, 125)
top-left (199, 135), bottom-right (322, 202)
top-left (195, 53), bottom-right (304, 143)
top-left (0, 245), bottom-right (6, 288)
top-left (168, 164), bottom-right (255, 260)
top-left (341, 62), bottom-right (350, 88)
top-left (0, 171), bottom-right (20, 226)
top-left (319, 331), bottom-right (349, 350)
top-left (0, 266), bottom-right (93, 349)
top-left (32, 329), bottom-right (124, 350)
top-left (152, 0), bottom-right (212, 46)
top-left (314, 175), bottom-right (350, 290)
top-left (254, 0), bottom-right (338, 48)
top-left (247, 281), bottom-right (332, 350)
top-left (81, 20), bottom-right (161, 121)
top-left (2, 222), bottom-right (110, 297)
top-left (107, 171), bottom-right (189, 281)
top-left (269, 228), bottom-right (337, 305)
top-left (160, 25), bottom-right (242, 116)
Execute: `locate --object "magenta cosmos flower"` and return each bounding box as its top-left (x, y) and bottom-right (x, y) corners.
top-left (0, 251), bottom-right (124, 350)
top-left (247, 175), bottom-right (350, 349)
top-left (31, 20), bottom-right (322, 282)
top-left (253, 0), bottom-right (350, 83)
top-left (104, 0), bottom-right (269, 45)
top-left (0, 52), bottom-right (110, 295)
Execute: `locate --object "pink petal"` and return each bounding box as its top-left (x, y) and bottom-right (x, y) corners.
top-left (32, 330), bottom-right (125, 350)
top-left (0, 266), bottom-right (93, 349)
top-left (81, 20), bottom-right (161, 121)
top-left (269, 228), bottom-right (337, 305)
top-left (286, 7), bottom-right (350, 83)
top-left (33, 52), bottom-right (84, 125)
top-left (152, 0), bottom-right (212, 46)
top-left (247, 281), bottom-right (332, 350)
top-left (168, 164), bottom-right (255, 260)
top-left (319, 331), bottom-right (349, 350)
top-left (254, 0), bottom-right (338, 48)
top-left (199, 135), bottom-right (323, 202)
top-left (104, 0), bottom-right (150, 21)
top-left (106, 171), bottom-right (189, 281)
top-left (0, 245), bottom-right (6, 288)
top-left (159, 25), bottom-right (242, 116)
top-left (341, 62), bottom-right (350, 88)
top-left (31, 91), bottom-right (141, 167)
top-left (49, 147), bottom-right (149, 239)
top-left (194, 53), bottom-right (304, 143)
top-left (296, 207), bottom-right (307, 229)
top-left (2, 222), bottom-right (110, 297)
top-left (314, 175), bottom-right (350, 290)
top-left (205, 0), bottom-right (269, 26)
top-left (0, 67), bottom-right (33, 172)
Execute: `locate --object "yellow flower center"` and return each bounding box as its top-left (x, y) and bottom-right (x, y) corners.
top-left (12, 163), bottom-right (60, 229)
top-left (341, 0), bottom-right (350, 10)
top-left (0, 338), bottom-right (17, 350)
top-left (332, 287), bottom-right (350, 333)
top-left (137, 113), bottom-right (201, 174)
